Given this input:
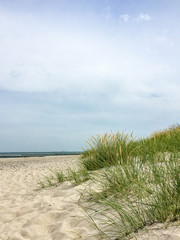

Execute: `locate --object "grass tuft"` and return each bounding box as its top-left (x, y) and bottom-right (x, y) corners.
top-left (81, 131), bottom-right (135, 171)
top-left (81, 125), bottom-right (180, 171)
top-left (67, 167), bottom-right (91, 185)
top-left (38, 167), bottom-right (91, 188)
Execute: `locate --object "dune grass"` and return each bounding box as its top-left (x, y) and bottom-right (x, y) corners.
top-left (38, 166), bottom-right (91, 189)
top-left (81, 153), bottom-right (180, 239)
top-left (81, 132), bottom-right (136, 171)
top-left (67, 167), bottom-right (90, 185)
top-left (38, 125), bottom-right (180, 239)
top-left (80, 125), bottom-right (180, 239)
top-left (81, 124), bottom-right (180, 170)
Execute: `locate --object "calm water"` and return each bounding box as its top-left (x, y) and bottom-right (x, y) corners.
top-left (0, 152), bottom-right (82, 158)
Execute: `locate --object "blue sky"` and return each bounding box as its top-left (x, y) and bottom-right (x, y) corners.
top-left (0, 0), bottom-right (179, 151)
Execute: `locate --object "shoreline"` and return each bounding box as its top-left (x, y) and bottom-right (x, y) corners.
top-left (0, 152), bottom-right (82, 158)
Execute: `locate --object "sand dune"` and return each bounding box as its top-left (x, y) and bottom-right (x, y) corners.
top-left (0, 155), bottom-right (180, 240)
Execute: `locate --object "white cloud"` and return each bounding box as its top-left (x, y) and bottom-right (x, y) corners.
top-left (0, 7), bottom-right (179, 104)
top-left (119, 14), bottom-right (130, 23)
top-left (136, 14), bottom-right (153, 22)
top-left (0, 9), bottom-right (144, 94)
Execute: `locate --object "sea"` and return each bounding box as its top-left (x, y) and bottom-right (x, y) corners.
top-left (0, 152), bottom-right (82, 158)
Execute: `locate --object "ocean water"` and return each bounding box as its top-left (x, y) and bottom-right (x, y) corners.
top-left (0, 152), bottom-right (82, 158)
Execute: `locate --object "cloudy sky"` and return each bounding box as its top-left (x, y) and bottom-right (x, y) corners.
top-left (0, 0), bottom-right (179, 151)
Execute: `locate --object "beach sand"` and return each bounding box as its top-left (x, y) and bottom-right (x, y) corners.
top-left (0, 155), bottom-right (98, 240)
top-left (0, 155), bottom-right (180, 240)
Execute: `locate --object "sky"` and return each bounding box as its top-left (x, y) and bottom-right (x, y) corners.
top-left (0, 0), bottom-right (180, 152)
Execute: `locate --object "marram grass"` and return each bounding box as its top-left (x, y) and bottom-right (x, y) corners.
top-left (38, 166), bottom-right (91, 189)
top-left (80, 125), bottom-right (180, 239)
top-left (81, 124), bottom-right (180, 170)
top-left (81, 131), bottom-right (136, 171)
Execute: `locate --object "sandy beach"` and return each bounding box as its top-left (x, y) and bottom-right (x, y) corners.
top-left (0, 155), bottom-right (98, 240)
top-left (0, 155), bottom-right (180, 240)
